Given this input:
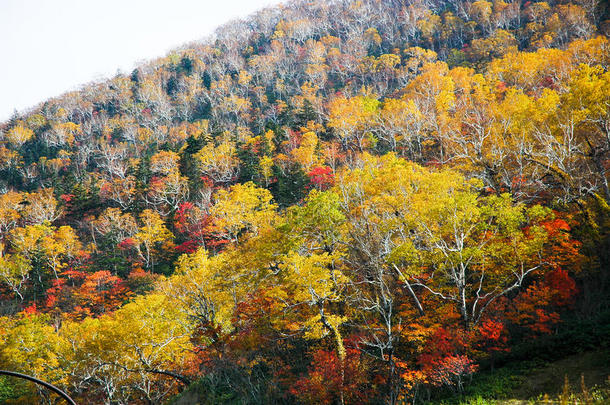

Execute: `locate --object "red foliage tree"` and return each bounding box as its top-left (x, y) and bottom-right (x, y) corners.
top-left (290, 347), bottom-right (370, 405)
top-left (307, 166), bottom-right (334, 191)
top-left (44, 270), bottom-right (133, 320)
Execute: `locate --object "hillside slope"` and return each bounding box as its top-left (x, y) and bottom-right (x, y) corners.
top-left (0, 0), bottom-right (609, 403)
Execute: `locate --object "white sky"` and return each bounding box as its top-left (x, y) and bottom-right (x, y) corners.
top-left (0, 0), bottom-right (283, 121)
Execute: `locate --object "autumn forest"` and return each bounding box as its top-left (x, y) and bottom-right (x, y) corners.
top-left (1, 0), bottom-right (610, 403)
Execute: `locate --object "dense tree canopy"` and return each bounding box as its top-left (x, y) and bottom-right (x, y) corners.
top-left (0, 0), bottom-right (608, 403)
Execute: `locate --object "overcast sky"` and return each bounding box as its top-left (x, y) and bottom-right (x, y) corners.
top-left (0, 0), bottom-right (283, 121)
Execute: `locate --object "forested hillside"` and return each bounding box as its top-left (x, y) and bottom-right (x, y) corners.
top-left (1, 0), bottom-right (609, 403)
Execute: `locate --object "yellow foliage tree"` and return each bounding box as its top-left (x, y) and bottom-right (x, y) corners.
top-left (5, 124), bottom-right (34, 148)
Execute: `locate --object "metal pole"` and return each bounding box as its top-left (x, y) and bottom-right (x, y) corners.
top-left (0, 370), bottom-right (77, 405)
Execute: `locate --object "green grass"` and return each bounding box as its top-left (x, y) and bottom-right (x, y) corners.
top-left (430, 350), bottom-right (610, 405)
